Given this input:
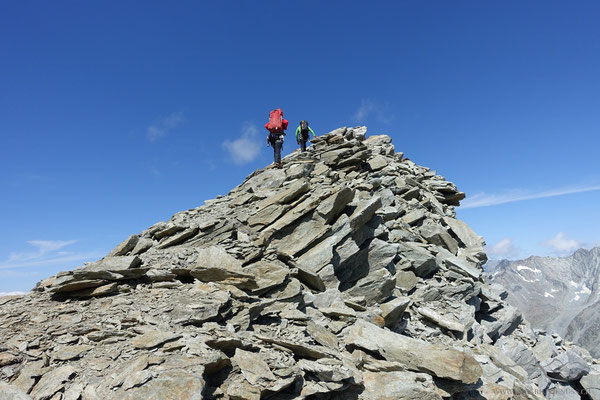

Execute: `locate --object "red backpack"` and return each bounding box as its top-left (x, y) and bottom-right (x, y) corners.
top-left (267, 109), bottom-right (284, 132)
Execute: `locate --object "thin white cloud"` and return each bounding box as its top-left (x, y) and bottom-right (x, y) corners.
top-left (0, 291), bottom-right (26, 297)
top-left (147, 111), bottom-right (185, 142)
top-left (352, 99), bottom-right (393, 124)
top-left (7, 240), bottom-right (76, 263)
top-left (486, 238), bottom-right (520, 259)
top-left (222, 122), bottom-right (262, 165)
top-left (542, 232), bottom-right (581, 254)
top-left (461, 184), bottom-right (600, 209)
top-left (0, 240), bottom-right (101, 270)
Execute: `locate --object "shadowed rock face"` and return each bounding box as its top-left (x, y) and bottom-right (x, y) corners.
top-left (0, 126), bottom-right (594, 399)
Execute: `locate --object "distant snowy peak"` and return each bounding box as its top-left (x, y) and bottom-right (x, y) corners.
top-left (488, 246), bottom-right (600, 357)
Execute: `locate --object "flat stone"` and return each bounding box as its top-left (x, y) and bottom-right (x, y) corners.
top-left (243, 261), bottom-right (289, 295)
top-left (255, 336), bottom-right (336, 359)
top-left (272, 216), bottom-right (330, 257)
top-left (30, 365), bottom-right (76, 400)
top-left (153, 224), bottom-right (185, 240)
top-left (481, 304), bottom-right (522, 341)
top-left (131, 331), bottom-right (182, 349)
top-left (398, 243), bottom-right (438, 277)
top-left (121, 370), bottom-right (153, 391)
top-left (345, 268), bottom-right (396, 306)
top-left (395, 270), bottom-right (418, 291)
top-left (316, 187), bottom-right (355, 223)
top-left (361, 371), bottom-right (442, 400)
top-left (88, 282), bottom-right (118, 297)
top-left (419, 224), bottom-right (459, 254)
top-left (232, 348), bottom-right (276, 386)
top-left (257, 180), bottom-right (310, 209)
top-left (345, 320), bottom-right (482, 383)
top-left (157, 227), bottom-right (199, 249)
top-left (0, 382), bottom-right (32, 400)
top-left (417, 306), bottom-right (465, 333)
top-left (119, 370), bottom-right (205, 400)
top-left (0, 352), bottom-right (19, 367)
top-left (444, 255), bottom-right (482, 279)
top-left (402, 209), bottom-right (426, 226)
top-left (107, 234), bottom-right (139, 257)
top-left (443, 217), bottom-right (485, 249)
top-left (52, 345), bottom-right (92, 361)
top-left (73, 256), bottom-right (143, 279)
top-left (348, 197), bottom-right (382, 232)
top-left (541, 350), bottom-right (590, 382)
top-left (189, 246), bottom-right (256, 289)
top-left (307, 321), bottom-right (339, 350)
top-left (12, 361), bottom-right (45, 394)
top-left (368, 155), bottom-right (389, 171)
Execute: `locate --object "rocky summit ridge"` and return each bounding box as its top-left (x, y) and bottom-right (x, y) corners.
top-left (1, 127), bottom-right (599, 399)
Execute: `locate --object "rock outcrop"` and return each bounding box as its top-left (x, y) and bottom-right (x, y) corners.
top-left (0, 127), bottom-right (596, 399)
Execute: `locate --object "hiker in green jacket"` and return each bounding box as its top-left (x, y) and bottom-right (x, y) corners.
top-left (295, 120), bottom-right (316, 153)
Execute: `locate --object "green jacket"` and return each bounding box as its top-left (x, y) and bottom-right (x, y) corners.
top-left (295, 125), bottom-right (316, 141)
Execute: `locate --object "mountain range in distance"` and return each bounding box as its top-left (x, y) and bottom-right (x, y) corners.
top-left (487, 246), bottom-right (600, 357)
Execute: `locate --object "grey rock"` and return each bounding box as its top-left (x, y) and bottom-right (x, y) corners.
top-left (157, 226), bottom-right (199, 248)
top-left (443, 217), bottom-right (485, 249)
top-left (232, 348), bottom-right (276, 386)
top-left (444, 254), bottom-right (482, 279)
top-left (580, 365), bottom-right (600, 400)
top-left (361, 371), bottom-right (442, 400)
top-left (131, 330), bottom-right (182, 349)
top-left (107, 234), bottom-right (139, 256)
top-left (395, 270), bottom-right (418, 291)
top-left (307, 321), bottom-right (339, 350)
top-left (349, 197), bottom-right (382, 232)
top-left (30, 366), bottom-right (76, 400)
top-left (402, 209), bottom-right (426, 226)
top-left (0, 383), bottom-right (32, 400)
top-left (417, 306), bottom-right (465, 333)
top-left (345, 268), bottom-right (396, 305)
top-left (316, 187), bottom-right (355, 223)
top-left (541, 350), bottom-right (590, 381)
top-left (398, 243), bottom-right (438, 278)
top-left (546, 383), bottom-right (581, 400)
top-left (380, 297), bottom-right (410, 327)
top-left (420, 223), bottom-right (458, 254)
top-left (243, 261), bottom-right (288, 295)
top-left (481, 304), bottom-right (523, 341)
top-left (345, 320), bottom-right (482, 383)
top-left (51, 345), bottom-right (92, 361)
top-left (188, 246), bottom-right (256, 289)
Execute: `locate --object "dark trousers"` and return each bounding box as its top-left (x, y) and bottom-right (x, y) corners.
top-left (300, 139), bottom-right (307, 152)
top-left (273, 139), bottom-right (283, 164)
top-left (299, 132), bottom-right (309, 152)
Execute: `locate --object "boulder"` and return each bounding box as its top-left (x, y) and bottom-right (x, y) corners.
top-left (361, 371), bottom-right (442, 400)
top-left (540, 350), bottom-right (590, 381)
top-left (345, 320), bottom-right (482, 383)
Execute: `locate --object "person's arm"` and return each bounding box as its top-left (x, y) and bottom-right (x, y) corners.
top-left (309, 127), bottom-right (316, 138)
top-left (295, 126), bottom-right (301, 141)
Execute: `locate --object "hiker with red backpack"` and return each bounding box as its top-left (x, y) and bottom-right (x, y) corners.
top-left (295, 120), bottom-right (316, 152)
top-left (265, 108), bottom-right (288, 168)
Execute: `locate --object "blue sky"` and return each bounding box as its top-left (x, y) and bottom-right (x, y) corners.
top-left (1, 1), bottom-right (599, 293)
